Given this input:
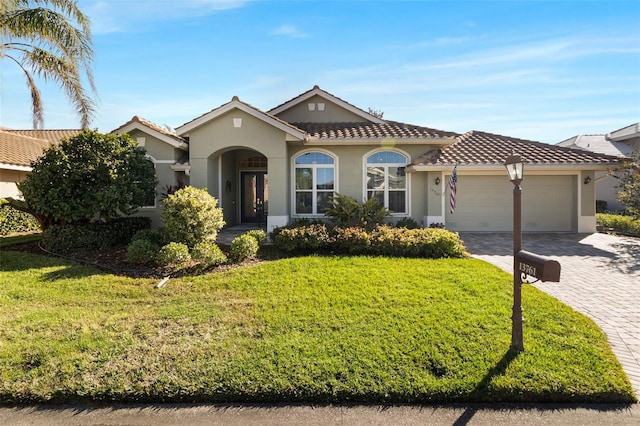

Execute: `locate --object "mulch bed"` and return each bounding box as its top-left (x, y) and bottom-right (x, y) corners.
top-left (7, 241), bottom-right (265, 279)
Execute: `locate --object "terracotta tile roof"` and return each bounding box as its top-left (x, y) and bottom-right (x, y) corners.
top-left (413, 130), bottom-right (620, 167)
top-left (293, 121), bottom-right (457, 140)
top-left (4, 129), bottom-right (82, 145)
top-left (0, 131), bottom-right (55, 167)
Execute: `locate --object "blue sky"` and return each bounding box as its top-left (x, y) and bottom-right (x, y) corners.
top-left (1, 0), bottom-right (639, 143)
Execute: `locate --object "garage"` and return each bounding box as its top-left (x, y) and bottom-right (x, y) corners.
top-left (445, 175), bottom-right (576, 232)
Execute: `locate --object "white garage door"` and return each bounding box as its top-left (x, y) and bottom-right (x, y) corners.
top-left (445, 175), bottom-right (575, 232)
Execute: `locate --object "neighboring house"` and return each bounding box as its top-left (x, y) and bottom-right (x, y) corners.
top-left (0, 129), bottom-right (81, 198)
top-left (112, 86), bottom-right (619, 233)
top-left (557, 122), bottom-right (639, 212)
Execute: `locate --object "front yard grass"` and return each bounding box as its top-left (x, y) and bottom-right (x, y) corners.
top-left (0, 251), bottom-right (635, 404)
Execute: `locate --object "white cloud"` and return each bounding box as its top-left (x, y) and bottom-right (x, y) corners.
top-left (271, 25), bottom-right (309, 38)
top-left (81, 0), bottom-right (251, 34)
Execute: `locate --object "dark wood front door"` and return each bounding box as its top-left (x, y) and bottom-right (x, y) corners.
top-left (241, 172), bottom-right (268, 223)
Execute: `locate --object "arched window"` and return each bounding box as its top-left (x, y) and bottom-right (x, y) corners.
top-left (366, 151), bottom-right (407, 214)
top-left (294, 151), bottom-right (335, 215)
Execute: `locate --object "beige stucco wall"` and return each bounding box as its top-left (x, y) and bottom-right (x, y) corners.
top-left (287, 143), bottom-right (434, 223)
top-left (580, 171), bottom-right (596, 216)
top-left (122, 129), bottom-right (185, 227)
top-left (275, 95), bottom-right (366, 123)
top-left (596, 172), bottom-right (624, 211)
top-left (187, 109), bottom-right (289, 226)
top-left (0, 168), bottom-right (28, 199)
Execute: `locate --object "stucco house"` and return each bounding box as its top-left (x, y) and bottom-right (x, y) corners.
top-left (0, 129), bottom-right (81, 198)
top-left (113, 86), bottom-right (619, 234)
top-left (557, 122), bottom-right (639, 212)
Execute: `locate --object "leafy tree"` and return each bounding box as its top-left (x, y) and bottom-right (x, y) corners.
top-left (616, 150), bottom-right (640, 217)
top-left (16, 130), bottom-right (157, 228)
top-left (0, 0), bottom-right (96, 128)
top-left (368, 107), bottom-right (384, 119)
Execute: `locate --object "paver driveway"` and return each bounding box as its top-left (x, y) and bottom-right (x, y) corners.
top-left (460, 232), bottom-right (640, 397)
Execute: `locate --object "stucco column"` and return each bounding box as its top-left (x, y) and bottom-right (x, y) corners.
top-left (266, 156), bottom-right (289, 233)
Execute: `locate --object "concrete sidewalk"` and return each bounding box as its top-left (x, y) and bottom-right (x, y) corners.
top-left (2, 402), bottom-right (639, 425)
top-left (460, 232), bottom-right (640, 397)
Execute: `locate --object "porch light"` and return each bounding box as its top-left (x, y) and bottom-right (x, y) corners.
top-left (584, 176), bottom-right (591, 185)
top-left (435, 177), bottom-right (441, 185)
top-left (504, 154), bottom-right (524, 184)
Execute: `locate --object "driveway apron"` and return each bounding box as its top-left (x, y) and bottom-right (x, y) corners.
top-left (460, 232), bottom-right (640, 397)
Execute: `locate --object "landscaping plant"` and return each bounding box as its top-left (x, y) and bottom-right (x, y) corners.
top-left (16, 130), bottom-right (156, 229)
top-left (161, 186), bottom-right (225, 248)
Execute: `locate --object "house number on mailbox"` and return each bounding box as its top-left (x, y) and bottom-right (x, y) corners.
top-left (519, 262), bottom-right (536, 277)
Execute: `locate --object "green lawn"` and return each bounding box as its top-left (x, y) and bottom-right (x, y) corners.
top-left (0, 251), bottom-right (635, 404)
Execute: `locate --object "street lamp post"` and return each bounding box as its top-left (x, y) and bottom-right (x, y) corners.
top-left (504, 154), bottom-right (524, 352)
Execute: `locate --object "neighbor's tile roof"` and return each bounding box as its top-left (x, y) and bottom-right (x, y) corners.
top-left (293, 121), bottom-right (457, 139)
top-left (0, 131), bottom-right (54, 167)
top-left (557, 134), bottom-right (633, 158)
top-left (413, 130), bottom-right (620, 166)
top-left (117, 116), bottom-right (187, 144)
top-left (4, 129), bottom-right (82, 145)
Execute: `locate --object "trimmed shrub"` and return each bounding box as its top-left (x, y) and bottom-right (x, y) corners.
top-left (126, 239), bottom-right (159, 264)
top-left (156, 242), bottom-right (191, 268)
top-left (161, 186), bottom-right (225, 248)
top-left (273, 223), bottom-right (332, 253)
top-left (245, 229), bottom-right (267, 246)
top-left (42, 217), bottom-right (151, 253)
top-left (230, 234), bottom-right (259, 262)
top-left (43, 223), bottom-right (96, 253)
top-left (0, 200), bottom-right (40, 236)
top-left (131, 228), bottom-right (169, 246)
top-left (597, 213), bottom-right (640, 236)
top-left (192, 242), bottom-right (227, 267)
top-left (331, 227), bottom-right (370, 254)
top-left (368, 226), bottom-right (468, 258)
top-left (394, 217), bottom-right (420, 229)
top-left (273, 224), bottom-right (468, 259)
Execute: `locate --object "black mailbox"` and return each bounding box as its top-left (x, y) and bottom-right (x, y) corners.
top-left (515, 250), bottom-right (561, 282)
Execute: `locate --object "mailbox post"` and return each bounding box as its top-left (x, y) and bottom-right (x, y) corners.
top-left (504, 154), bottom-right (561, 352)
top-left (505, 154), bottom-right (525, 352)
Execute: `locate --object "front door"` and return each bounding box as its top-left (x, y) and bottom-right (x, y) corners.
top-left (241, 172), bottom-right (268, 223)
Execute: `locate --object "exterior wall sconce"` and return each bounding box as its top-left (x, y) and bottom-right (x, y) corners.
top-left (435, 177), bottom-right (441, 185)
top-left (584, 176), bottom-right (591, 185)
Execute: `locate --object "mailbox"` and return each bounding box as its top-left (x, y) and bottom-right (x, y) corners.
top-left (515, 250), bottom-right (561, 282)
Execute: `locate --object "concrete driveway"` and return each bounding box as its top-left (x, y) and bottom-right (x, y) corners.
top-left (460, 232), bottom-right (640, 397)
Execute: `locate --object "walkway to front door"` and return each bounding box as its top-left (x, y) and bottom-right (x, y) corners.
top-left (216, 224), bottom-right (266, 245)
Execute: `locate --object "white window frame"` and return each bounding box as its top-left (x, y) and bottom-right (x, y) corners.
top-left (363, 149), bottom-right (409, 216)
top-left (292, 149), bottom-right (337, 216)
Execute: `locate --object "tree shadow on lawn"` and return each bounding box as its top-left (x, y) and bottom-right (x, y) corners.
top-left (0, 249), bottom-right (108, 281)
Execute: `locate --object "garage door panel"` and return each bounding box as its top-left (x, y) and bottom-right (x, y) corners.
top-left (445, 175), bottom-right (574, 232)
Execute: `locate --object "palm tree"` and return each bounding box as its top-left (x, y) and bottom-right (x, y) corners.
top-left (0, 0), bottom-right (96, 128)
